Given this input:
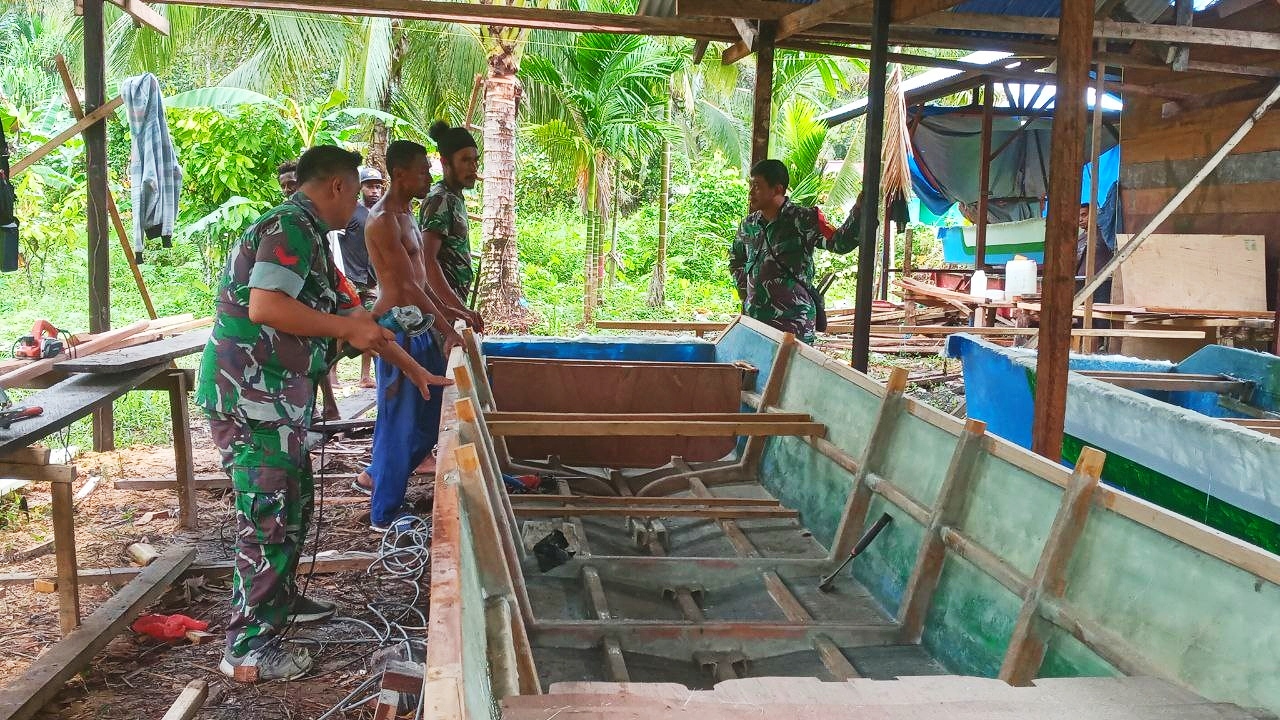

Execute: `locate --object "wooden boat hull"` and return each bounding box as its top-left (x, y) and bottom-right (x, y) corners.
top-left (425, 318), bottom-right (1280, 719)
top-left (947, 333), bottom-right (1280, 554)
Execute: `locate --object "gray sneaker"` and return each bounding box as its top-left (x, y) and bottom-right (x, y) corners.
top-left (288, 594), bottom-right (338, 623)
top-left (219, 643), bottom-right (313, 683)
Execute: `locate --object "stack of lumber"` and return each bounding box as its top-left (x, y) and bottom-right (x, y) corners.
top-left (0, 314), bottom-right (211, 387)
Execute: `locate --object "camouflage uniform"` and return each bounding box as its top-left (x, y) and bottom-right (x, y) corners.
top-left (196, 192), bottom-right (354, 657)
top-left (730, 199), bottom-right (859, 344)
top-left (418, 179), bottom-right (472, 303)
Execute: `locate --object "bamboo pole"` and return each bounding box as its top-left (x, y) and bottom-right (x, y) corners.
top-left (1080, 45), bottom-right (1106, 354)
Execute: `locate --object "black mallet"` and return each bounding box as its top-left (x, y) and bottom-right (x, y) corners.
top-left (819, 513), bottom-right (893, 592)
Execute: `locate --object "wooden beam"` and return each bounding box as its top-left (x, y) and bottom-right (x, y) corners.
top-left (8, 98), bottom-right (123, 176)
top-left (896, 419), bottom-right (986, 643)
top-left (732, 17), bottom-right (757, 47)
top-left (868, 326), bottom-right (1206, 338)
top-left (486, 420), bottom-right (826, 437)
top-left (691, 38), bottom-right (710, 63)
top-left (0, 546), bottom-right (195, 720)
top-left (1081, 42), bottom-right (1106, 353)
top-left (51, 481), bottom-right (80, 635)
top-left (510, 505), bottom-right (799, 519)
top-left (1032, 0), bottom-right (1093, 460)
top-left (777, 0), bottom-right (871, 42)
top-left (1167, 0), bottom-right (1192, 71)
top-left (485, 411), bottom-right (812, 423)
top-left (84, 0), bottom-right (112, 453)
top-left (889, 0), bottom-right (965, 22)
top-left (159, 680), bottom-right (207, 720)
top-left (998, 447), bottom-right (1103, 685)
top-left (0, 463), bottom-right (76, 483)
top-left (1075, 81), bottom-right (1280, 306)
top-left (975, 79), bottom-right (994, 270)
top-left (0, 552), bottom-right (376, 587)
top-left (105, 0), bottom-right (170, 34)
top-left (751, 21), bottom-right (776, 166)
top-left (830, 368), bottom-right (908, 559)
top-left (678, 0), bottom-right (794, 20)
top-left (903, 12), bottom-right (1280, 51)
top-left (149, 0), bottom-right (739, 38)
top-left (721, 39), bottom-right (754, 64)
top-left (743, 333), bottom-right (797, 476)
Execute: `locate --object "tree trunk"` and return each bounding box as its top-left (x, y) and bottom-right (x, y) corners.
top-left (583, 209), bottom-right (601, 325)
top-left (366, 20), bottom-right (407, 174)
top-left (606, 163), bottom-right (620, 288)
top-left (647, 129), bottom-right (671, 307)
top-left (478, 69), bottom-right (536, 332)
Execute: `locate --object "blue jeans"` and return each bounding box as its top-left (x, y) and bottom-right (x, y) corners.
top-left (368, 331), bottom-right (444, 526)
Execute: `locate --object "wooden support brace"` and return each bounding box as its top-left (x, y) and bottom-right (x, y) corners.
top-left (166, 369), bottom-right (197, 530)
top-left (895, 418), bottom-right (987, 643)
top-left (829, 368), bottom-right (909, 560)
top-left (511, 505), bottom-right (798, 520)
top-left (9, 98), bottom-right (124, 176)
top-left (487, 420), bottom-right (826, 437)
top-left (51, 481), bottom-right (80, 635)
top-left (742, 333), bottom-right (797, 476)
top-left (998, 446), bottom-right (1104, 686)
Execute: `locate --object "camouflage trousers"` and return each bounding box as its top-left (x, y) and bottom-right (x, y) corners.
top-left (208, 414), bottom-right (314, 656)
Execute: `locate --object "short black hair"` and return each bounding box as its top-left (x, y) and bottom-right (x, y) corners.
top-left (296, 146), bottom-right (361, 185)
top-left (386, 140), bottom-right (428, 174)
top-left (750, 159), bottom-right (789, 190)
top-left (276, 160), bottom-right (297, 176)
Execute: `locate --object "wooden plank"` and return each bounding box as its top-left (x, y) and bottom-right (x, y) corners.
top-left (830, 368), bottom-right (909, 559)
top-left (0, 362), bottom-right (169, 456)
top-left (0, 320), bottom-right (150, 390)
top-left (595, 320), bottom-right (728, 332)
top-left (487, 420), bottom-right (825, 437)
top-left (0, 546), bottom-right (195, 720)
top-left (9, 98), bottom-right (124, 176)
top-left (159, 680), bottom-right (207, 720)
top-left (512, 494), bottom-right (781, 507)
top-left (1111, 234), bottom-right (1267, 313)
top-left (903, 12), bottom-right (1280, 51)
top-left (897, 419), bottom-right (986, 643)
top-left (777, 0), bottom-right (870, 42)
top-left (0, 552), bottom-right (376, 587)
top-left (999, 447), bottom-right (1104, 686)
top-left (1077, 373), bottom-right (1251, 394)
top-left (51, 481), bottom-right (79, 635)
top-left (0, 463), bottom-right (75, 483)
top-left (1077, 83), bottom-right (1280, 306)
top-left (870, 326), bottom-right (1206, 339)
top-left (105, 0), bottom-right (170, 34)
top-left (486, 411), bottom-right (812, 422)
top-left (678, 0), bottom-right (793, 19)
top-left (55, 329), bottom-right (210, 373)
top-left (147, 0), bottom-right (740, 38)
top-left (112, 474), bottom-right (229, 491)
top-left (166, 370), bottom-right (198, 531)
top-left (511, 505), bottom-right (799, 519)
top-left (1033, 0), bottom-right (1093, 459)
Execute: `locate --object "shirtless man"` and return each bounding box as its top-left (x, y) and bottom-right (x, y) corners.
top-left (358, 139), bottom-right (467, 531)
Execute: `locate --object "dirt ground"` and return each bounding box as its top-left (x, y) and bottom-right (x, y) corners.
top-left (0, 347), bottom-right (964, 720)
top-left (0, 394), bottom-right (433, 720)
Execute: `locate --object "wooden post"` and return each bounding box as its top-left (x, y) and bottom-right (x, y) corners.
top-left (741, 333), bottom-right (796, 476)
top-left (896, 418), bottom-right (986, 643)
top-left (829, 367), bottom-right (907, 560)
top-left (51, 480), bottom-right (80, 635)
top-left (852, 0), bottom-right (891, 372)
top-left (998, 446), bottom-right (1104, 685)
top-left (750, 21), bottom-right (776, 167)
top-left (83, 0), bottom-right (113, 452)
top-left (878, 206), bottom-right (892, 301)
top-left (168, 369), bottom-right (197, 530)
top-left (54, 55), bottom-right (157, 321)
top-left (1081, 47), bottom-right (1106, 354)
top-left (1032, 0), bottom-right (1094, 460)
top-left (1074, 80), bottom-right (1280, 306)
top-left (974, 79), bottom-right (994, 272)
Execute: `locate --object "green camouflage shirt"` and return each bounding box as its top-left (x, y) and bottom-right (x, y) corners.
top-left (196, 192), bottom-right (351, 427)
top-left (730, 199), bottom-right (859, 342)
top-left (418, 180), bottom-right (473, 303)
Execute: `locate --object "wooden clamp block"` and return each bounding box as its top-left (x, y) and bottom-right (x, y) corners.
top-left (33, 579), bottom-right (57, 593)
top-left (381, 660), bottom-right (425, 694)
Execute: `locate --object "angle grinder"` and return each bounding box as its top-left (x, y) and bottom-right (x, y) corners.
top-left (341, 306), bottom-right (433, 358)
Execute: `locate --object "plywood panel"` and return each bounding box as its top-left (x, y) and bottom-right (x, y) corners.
top-left (488, 359), bottom-right (744, 467)
top-left (1115, 234), bottom-right (1267, 312)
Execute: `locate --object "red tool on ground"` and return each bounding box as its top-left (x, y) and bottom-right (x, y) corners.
top-left (12, 319), bottom-right (65, 360)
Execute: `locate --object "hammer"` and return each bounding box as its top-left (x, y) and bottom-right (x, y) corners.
top-left (818, 513), bottom-right (893, 592)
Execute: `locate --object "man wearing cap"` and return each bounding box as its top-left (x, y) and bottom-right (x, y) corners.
top-left (419, 121), bottom-right (483, 332)
top-left (339, 167), bottom-right (384, 388)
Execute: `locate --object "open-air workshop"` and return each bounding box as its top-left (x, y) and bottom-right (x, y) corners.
top-left (2, 0), bottom-right (1280, 718)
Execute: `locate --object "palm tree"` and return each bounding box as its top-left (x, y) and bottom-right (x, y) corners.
top-left (521, 30), bottom-right (678, 324)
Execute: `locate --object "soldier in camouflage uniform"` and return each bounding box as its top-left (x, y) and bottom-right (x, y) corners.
top-left (198, 145), bottom-right (448, 682)
top-left (730, 159), bottom-right (861, 344)
top-left (418, 120), bottom-right (483, 331)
